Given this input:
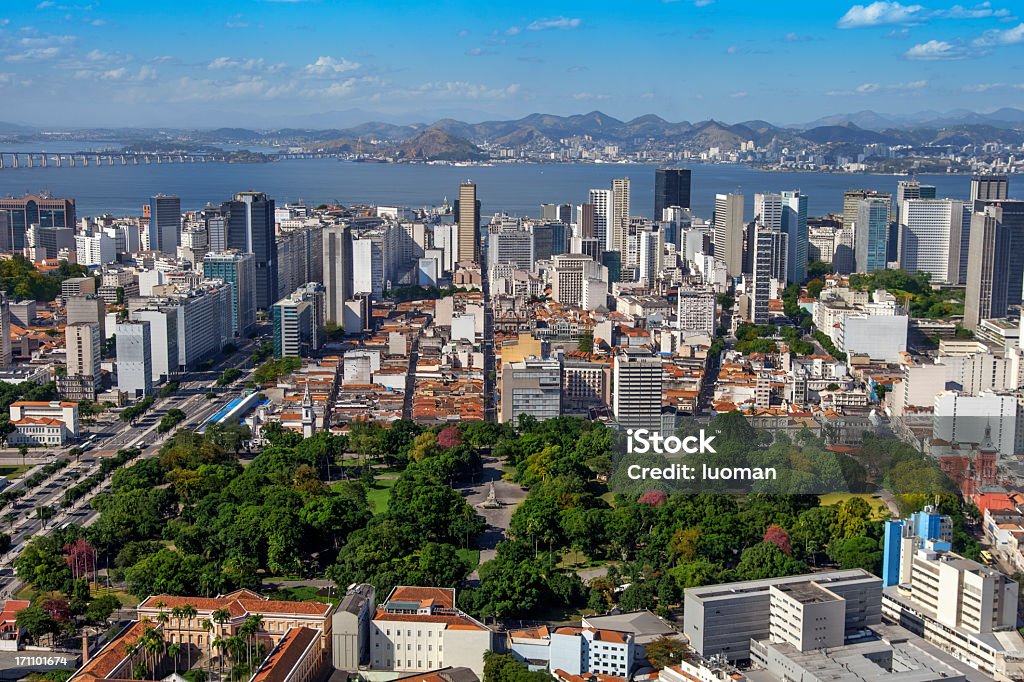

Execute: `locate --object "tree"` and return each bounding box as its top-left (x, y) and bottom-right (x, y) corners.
top-left (763, 524), bottom-right (793, 556)
top-left (483, 651), bottom-right (551, 682)
top-left (645, 636), bottom-right (689, 670)
top-left (437, 426), bottom-right (462, 449)
top-left (84, 594), bottom-right (122, 625)
top-left (735, 542), bottom-right (806, 581)
top-left (15, 604), bottom-right (56, 645)
top-left (828, 535), bottom-right (883, 574)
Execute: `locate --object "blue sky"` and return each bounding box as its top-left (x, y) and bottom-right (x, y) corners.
top-left (1, 0), bottom-right (1023, 128)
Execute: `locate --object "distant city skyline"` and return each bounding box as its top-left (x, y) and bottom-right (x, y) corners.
top-left (1, 1), bottom-right (1024, 128)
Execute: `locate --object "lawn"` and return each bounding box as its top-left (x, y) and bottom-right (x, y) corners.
top-left (456, 548), bottom-right (481, 570)
top-left (366, 477), bottom-right (398, 515)
top-left (92, 586), bottom-right (140, 609)
top-left (818, 492), bottom-right (890, 519)
top-left (0, 464), bottom-right (31, 479)
top-left (263, 585), bottom-right (339, 604)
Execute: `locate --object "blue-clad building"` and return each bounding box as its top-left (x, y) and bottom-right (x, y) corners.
top-left (882, 505), bottom-right (953, 587)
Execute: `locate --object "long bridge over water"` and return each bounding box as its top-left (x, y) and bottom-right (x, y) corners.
top-left (0, 150), bottom-right (342, 169)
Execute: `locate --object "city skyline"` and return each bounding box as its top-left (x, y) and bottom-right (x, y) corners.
top-left (0, 1), bottom-right (1024, 128)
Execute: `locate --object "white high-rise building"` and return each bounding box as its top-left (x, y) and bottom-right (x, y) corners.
top-left (677, 288), bottom-right (716, 335)
top-left (637, 228), bottom-right (663, 285)
top-left (751, 225), bottom-right (787, 324)
top-left (65, 322), bottom-right (101, 381)
top-left (116, 320), bottom-right (153, 398)
top-left (613, 348), bottom-right (663, 431)
top-left (713, 193), bottom-right (745, 277)
top-left (611, 178), bottom-right (631, 257)
top-left (898, 198), bottom-right (970, 285)
top-left (352, 234), bottom-right (385, 299)
top-left (588, 189), bottom-right (613, 250)
top-left (550, 254), bottom-right (607, 308)
top-left (75, 233), bottom-right (116, 267)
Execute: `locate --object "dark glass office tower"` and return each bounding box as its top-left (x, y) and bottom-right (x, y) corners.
top-left (221, 191), bottom-right (278, 311)
top-left (0, 194), bottom-right (76, 251)
top-left (654, 168), bottom-right (692, 218)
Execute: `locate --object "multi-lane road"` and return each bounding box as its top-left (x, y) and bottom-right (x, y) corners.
top-left (0, 337), bottom-right (263, 598)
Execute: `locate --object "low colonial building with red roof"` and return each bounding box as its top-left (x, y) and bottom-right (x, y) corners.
top-left (371, 587), bottom-right (493, 678)
top-left (69, 590), bottom-right (335, 682)
top-left (507, 623), bottom-right (635, 679)
top-left (8, 400), bottom-right (79, 445)
top-left (0, 599), bottom-right (30, 651)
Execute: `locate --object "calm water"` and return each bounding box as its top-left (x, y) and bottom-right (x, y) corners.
top-left (0, 159), bottom-right (1018, 220)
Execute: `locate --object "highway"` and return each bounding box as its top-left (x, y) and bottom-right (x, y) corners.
top-left (0, 337), bottom-right (263, 598)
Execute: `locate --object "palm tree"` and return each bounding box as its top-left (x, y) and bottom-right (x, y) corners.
top-left (124, 640), bottom-right (139, 679)
top-left (211, 635), bottom-right (226, 681)
top-left (178, 604), bottom-right (198, 670)
top-left (141, 626), bottom-right (164, 681)
top-left (202, 618), bottom-right (214, 676)
top-left (167, 642), bottom-right (181, 673)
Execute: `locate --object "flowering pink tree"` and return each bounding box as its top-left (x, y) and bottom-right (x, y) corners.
top-left (763, 524), bottom-right (793, 556)
top-left (437, 426), bottom-right (462, 449)
top-left (639, 490), bottom-right (668, 507)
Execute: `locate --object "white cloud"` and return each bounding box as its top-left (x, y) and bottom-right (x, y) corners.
top-left (963, 82), bottom-right (1024, 91)
top-left (36, 1), bottom-right (55, 8)
top-left (416, 81), bottom-right (522, 100)
top-left (207, 56), bottom-right (285, 72)
top-left (838, 2), bottom-right (923, 28)
top-left (527, 17), bottom-right (581, 31)
top-left (826, 79), bottom-right (929, 95)
top-left (730, 91), bottom-right (747, 98)
top-left (505, 26), bottom-right (521, 35)
top-left (303, 55), bottom-right (360, 76)
top-left (905, 39), bottom-right (969, 58)
top-left (973, 22), bottom-right (1024, 45)
top-left (4, 46), bottom-right (61, 62)
top-left (571, 92), bottom-right (610, 100)
top-left (937, 2), bottom-right (1010, 19)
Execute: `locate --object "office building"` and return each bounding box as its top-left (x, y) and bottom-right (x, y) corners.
top-left (323, 225), bottom-right (352, 326)
top-left (612, 348), bottom-right (662, 432)
top-left (0, 194), bottom-right (76, 252)
top-left (611, 178), bottom-right (631, 258)
top-left (971, 174), bottom-right (1009, 203)
top-left (130, 307), bottom-right (179, 385)
top-left (221, 191), bottom-right (277, 310)
top-left (66, 295), bottom-right (106, 340)
top-left (550, 254), bottom-right (606, 308)
top-left (840, 191), bottom-right (890, 274)
top-left (499, 357), bottom-right (562, 424)
top-left (276, 224), bottom-right (325, 300)
top-left (63, 322), bottom-right (102, 400)
top-left (488, 226), bottom-right (534, 270)
top-left (508, 626), bottom-right (636, 679)
top-left (964, 206), bottom-right (1011, 330)
top-left (898, 198), bottom-right (969, 285)
top-left (637, 228), bottom-right (663, 285)
top-left (713, 193), bottom-right (745, 277)
top-left (780, 191), bottom-right (808, 283)
top-left (148, 194), bottom-right (181, 254)
top-left (895, 179), bottom-right (937, 219)
top-left (880, 506), bottom-right (1024, 679)
top-left (204, 251), bottom-right (256, 337)
top-left (577, 202), bottom-right (595, 239)
top-left (369, 587), bottom-right (492, 677)
top-left (589, 189), bottom-right (613, 248)
top-left (677, 287), bottom-right (716, 336)
top-left (272, 283), bottom-right (326, 358)
top-left (854, 198), bottom-right (891, 273)
top-left (541, 203), bottom-right (572, 225)
top-left (655, 168), bottom-right (692, 218)
top-left (562, 359), bottom-right (610, 416)
top-left (837, 300), bottom-right (908, 363)
top-left (75, 233), bottom-right (116, 267)
top-left (751, 225), bottom-right (787, 324)
top-left (974, 199), bottom-right (1024, 306)
top-left (26, 224), bottom-right (75, 260)
top-left (683, 569), bottom-right (882, 662)
top-left (454, 182), bottom-right (480, 264)
top-left (116, 320), bottom-right (153, 398)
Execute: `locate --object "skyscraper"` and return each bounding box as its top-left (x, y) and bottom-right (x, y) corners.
top-left (540, 203), bottom-right (572, 225)
top-left (323, 225), bottom-right (352, 326)
top-left (454, 181), bottom-right (480, 264)
top-left (272, 283), bottom-right (326, 358)
top-left (578, 202), bottom-right (595, 239)
top-left (780, 191), bottom-right (808, 284)
top-left (655, 168), bottom-right (692, 218)
top-left (854, 198), bottom-right (891, 273)
top-left (713, 193), bottom-right (745, 277)
top-left (588, 189), bottom-right (613, 248)
top-left (964, 206), bottom-right (1011, 330)
top-left (203, 251), bottom-right (256, 337)
top-left (0, 194), bottom-right (76, 252)
top-left (751, 225), bottom-right (787, 324)
top-left (0, 293), bottom-right (10, 369)
top-left (148, 194), bottom-right (181, 254)
top-left (221, 191), bottom-right (277, 310)
top-left (895, 180), bottom-right (937, 218)
top-left (116, 320), bottom-right (153, 398)
top-left (971, 174), bottom-right (1009, 204)
top-left (840, 190), bottom-right (890, 274)
top-left (613, 348), bottom-right (662, 432)
top-left (611, 178), bottom-right (631, 256)
top-left (973, 199), bottom-right (1024, 306)
top-left (898, 198), bottom-right (969, 285)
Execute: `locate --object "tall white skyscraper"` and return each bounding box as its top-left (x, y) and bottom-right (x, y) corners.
top-left (588, 189), bottom-right (613, 250)
top-left (753, 193), bottom-right (783, 230)
top-left (713, 193), bottom-right (745, 277)
top-left (611, 178), bottom-right (631, 255)
top-left (637, 228), bottom-right (663, 284)
top-left (116, 320), bottom-right (153, 398)
top-left (898, 198), bottom-right (969, 285)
